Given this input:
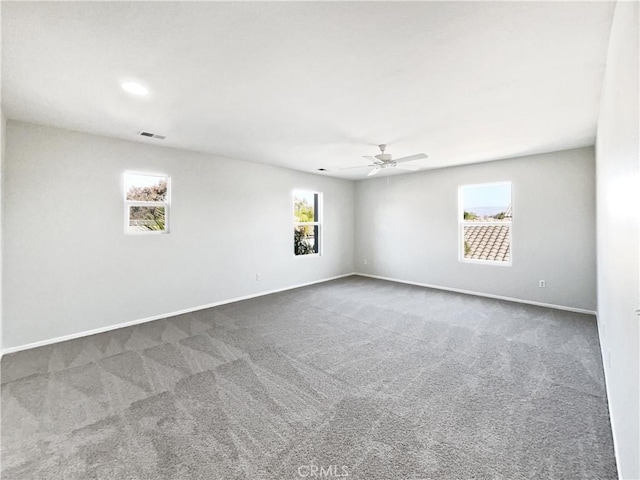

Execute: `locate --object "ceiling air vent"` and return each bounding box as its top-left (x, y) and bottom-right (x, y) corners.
top-left (139, 131), bottom-right (166, 140)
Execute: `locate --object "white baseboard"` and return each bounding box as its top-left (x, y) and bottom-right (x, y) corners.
top-left (594, 314), bottom-right (622, 480)
top-left (354, 273), bottom-right (597, 315)
top-left (1, 272), bottom-right (355, 355)
top-left (2, 271), bottom-right (596, 355)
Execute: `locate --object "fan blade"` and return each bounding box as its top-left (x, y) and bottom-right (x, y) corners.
top-left (363, 156), bottom-right (383, 164)
top-left (394, 153), bottom-right (428, 163)
top-left (367, 167), bottom-right (381, 176)
top-left (395, 164), bottom-right (420, 171)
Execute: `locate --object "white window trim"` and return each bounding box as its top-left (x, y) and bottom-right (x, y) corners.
top-left (458, 181), bottom-right (512, 266)
top-left (124, 171), bottom-right (171, 235)
top-left (293, 190), bottom-right (322, 257)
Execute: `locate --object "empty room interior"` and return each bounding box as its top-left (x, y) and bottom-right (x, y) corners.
top-left (1, 2), bottom-right (639, 479)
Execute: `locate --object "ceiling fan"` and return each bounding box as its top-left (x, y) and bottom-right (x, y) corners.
top-left (341, 144), bottom-right (428, 176)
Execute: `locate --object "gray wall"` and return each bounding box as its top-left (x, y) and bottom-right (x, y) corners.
top-left (2, 121), bottom-right (355, 350)
top-left (595, 2), bottom-right (639, 478)
top-left (354, 147), bottom-right (596, 311)
top-left (1, 123), bottom-right (600, 351)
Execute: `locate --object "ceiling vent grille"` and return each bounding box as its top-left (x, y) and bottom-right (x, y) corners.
top-left (139, 131), bottom-right (166, 140)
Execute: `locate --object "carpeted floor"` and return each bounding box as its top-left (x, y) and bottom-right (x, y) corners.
top-left (1, 276), bottom-right (617, 479)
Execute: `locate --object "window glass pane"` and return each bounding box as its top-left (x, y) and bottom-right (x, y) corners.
top-left (462, 183), bottom-right (511, 221)
top-left (294, 225), bottom-right (318, 255)
top-left (463, 225), bottom-right (510, 262)
top-left (128, 206), bottom-right (166, 232)
top-left (293, 191), bottom-right (317, 223)
top-left (126, 173), bottom-right (168, 202)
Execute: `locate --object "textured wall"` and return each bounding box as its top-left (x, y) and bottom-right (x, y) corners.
top-left (354, 147), bottom-right (596, 311)
top-left (2, 121), bottom-right (354, 349)
top-left (595, 1), bottom-right (640, 478)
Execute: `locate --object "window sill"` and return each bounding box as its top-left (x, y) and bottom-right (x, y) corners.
top-left (460, 258), bottom-right (512, 267)
top-left (125, 230), bottom-right (170, 235)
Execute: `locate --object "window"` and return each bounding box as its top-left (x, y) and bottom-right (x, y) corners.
top-left (459, 182), bottom-right (512, 265)
top-left (293, 190), bottom-right (321, 255)
top-left (124, 172), bottom-right (170, 233)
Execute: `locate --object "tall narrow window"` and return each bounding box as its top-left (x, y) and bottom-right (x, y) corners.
top-left (459, 182), bottom-right (512, 264)
top-left (293, 190), bottom-right (321, 256)
top-left (124, 172), bottom-right (170, 234)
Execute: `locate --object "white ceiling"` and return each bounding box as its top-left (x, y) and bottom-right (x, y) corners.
top-left (2, 1), bottom-right (616, 179)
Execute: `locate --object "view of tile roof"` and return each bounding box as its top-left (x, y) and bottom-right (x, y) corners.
top-left (464, 224), bottom-right (510, 262)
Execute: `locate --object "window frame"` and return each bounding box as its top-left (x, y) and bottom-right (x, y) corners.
top-left (124, 171), bottom-right (171, 235)
top-left (458, 181), bottom-right (512, 266)
top-left (293, 190), bottom-right (322, 257)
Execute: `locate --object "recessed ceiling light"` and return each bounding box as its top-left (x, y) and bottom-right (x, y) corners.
top-left (121, 81), bottom-right (149, 96)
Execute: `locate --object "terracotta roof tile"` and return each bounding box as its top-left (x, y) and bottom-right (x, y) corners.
top-left (463, 224), bottom-right (510, 262)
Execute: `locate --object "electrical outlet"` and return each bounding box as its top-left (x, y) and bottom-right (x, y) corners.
top-left (538, 280), bottom-right (546, 288)
top-left (255, 273), bottom-right (261, 281)
top-left (363, 259), bottom-right (368, 265)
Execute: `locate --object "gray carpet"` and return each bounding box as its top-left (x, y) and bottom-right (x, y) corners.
top-left (1, 276), bottom-right (617, 479)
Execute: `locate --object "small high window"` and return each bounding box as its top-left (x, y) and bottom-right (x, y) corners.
top-left (459, 182), bottom-right (512, 265)
top-left (293, 190), bottom-right (321, 256)
top-left (124, 172), bottom-right (170, 234)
